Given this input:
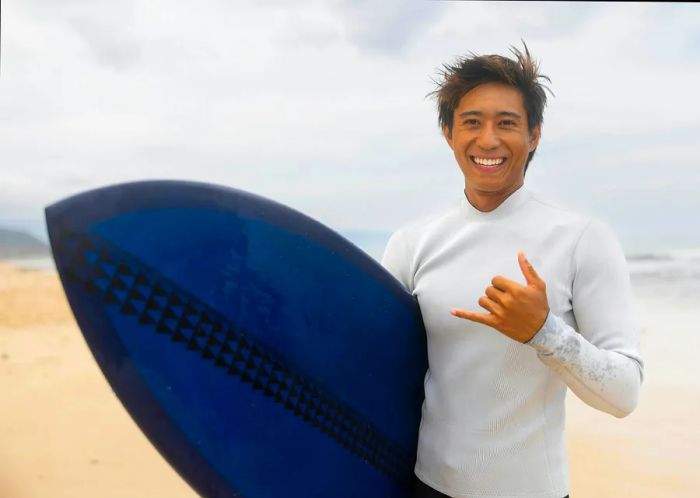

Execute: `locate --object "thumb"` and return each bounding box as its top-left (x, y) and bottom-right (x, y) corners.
top-left (518, 251), bottom-right (542, 287)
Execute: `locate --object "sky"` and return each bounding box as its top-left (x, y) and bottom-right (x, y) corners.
top-left (1, 1), bottom-right (699, 259)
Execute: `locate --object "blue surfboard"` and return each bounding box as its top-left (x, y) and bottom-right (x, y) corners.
top-left (45, 180), bottom-right (427, 498)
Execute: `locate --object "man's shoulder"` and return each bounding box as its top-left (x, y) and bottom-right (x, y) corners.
top-left (381, 205), bottom-right (461, 280)
top-left (526, 190), bottom-right (595, 229)
top-left (388, 203), bottom-right (462, 246)
top-left (528, 190), bottom-right (583, 217)
top-left (526, 190), bottom-right (622, 247)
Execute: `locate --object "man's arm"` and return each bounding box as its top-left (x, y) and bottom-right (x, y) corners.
top-left (450, 218), bottom-right (644, 418)
top-left (526, 219), bottom-right (644, 418)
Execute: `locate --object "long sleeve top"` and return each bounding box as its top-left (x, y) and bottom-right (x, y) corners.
top-left (381, 184), bottom-right (644, 498)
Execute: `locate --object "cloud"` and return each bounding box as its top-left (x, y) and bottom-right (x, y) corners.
top-left (66, 14), bottom-right (142, 70)
top-left (1, 1), bottom-right (699, 254)
top-left (16, 0), bottom-right (143, 70)
top-left (434, 2), bottom-right (603, 46)
top-left (334, 0), bottom-right (446, 54)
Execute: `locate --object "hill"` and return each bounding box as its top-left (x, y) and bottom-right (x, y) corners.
top-left (0, 228), bottom-right (50, 259)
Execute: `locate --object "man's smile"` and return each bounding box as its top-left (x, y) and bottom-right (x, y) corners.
top-left (470, 155), bottom-right (507, 169)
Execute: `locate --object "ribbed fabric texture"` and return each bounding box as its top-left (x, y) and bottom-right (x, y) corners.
top-left (381, 185), bottom-right (643, 498)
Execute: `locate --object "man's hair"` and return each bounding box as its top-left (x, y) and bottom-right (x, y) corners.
top-left (429, 42), bottom-right (553, 172)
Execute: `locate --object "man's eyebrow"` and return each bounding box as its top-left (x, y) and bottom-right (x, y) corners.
top-left (458, 110), bottom-right (522, 119)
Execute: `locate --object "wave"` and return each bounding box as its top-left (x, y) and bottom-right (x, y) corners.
top-left (627, 253), bottom-right (700, 280)
top-left (626, 248), bottom-right (700, 262)
top-left (1, 257), bottom-right (56, 271)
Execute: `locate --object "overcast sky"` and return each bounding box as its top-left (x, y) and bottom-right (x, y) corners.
top-left (1, 1), bottom-right (699, 258)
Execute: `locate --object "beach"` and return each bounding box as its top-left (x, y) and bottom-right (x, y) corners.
top-left (1, 260), bottom-right (698, 497)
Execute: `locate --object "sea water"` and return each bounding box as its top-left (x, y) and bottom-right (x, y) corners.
top-left (3, 257), bottom-right (56, 272)
top-left (627, 249), bottom-right (700, 388)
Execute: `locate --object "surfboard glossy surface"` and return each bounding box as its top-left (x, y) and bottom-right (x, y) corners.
top-left (45, 180), bottom-right (427, 498)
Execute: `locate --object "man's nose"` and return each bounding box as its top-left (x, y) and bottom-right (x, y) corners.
top-left (476, 123), bottom-right (499, 149)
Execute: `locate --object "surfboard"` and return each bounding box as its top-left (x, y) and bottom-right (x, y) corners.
top-left (45, 180), bottom-right (427, 498)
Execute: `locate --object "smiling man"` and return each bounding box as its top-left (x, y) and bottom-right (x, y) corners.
top-left (381, 45), bottom-right (644, 498)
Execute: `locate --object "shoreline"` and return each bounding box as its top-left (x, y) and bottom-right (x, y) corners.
top-left (0, 257), bottom-right (56, 272)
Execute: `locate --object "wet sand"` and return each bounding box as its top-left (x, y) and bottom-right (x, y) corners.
top-left (1, 262), bottom-right (697, 497)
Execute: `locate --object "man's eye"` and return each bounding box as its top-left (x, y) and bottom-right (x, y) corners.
top-left (500, 120), bottom-right (516, 127)
top-left (463, 119), bottom-right (479, 126)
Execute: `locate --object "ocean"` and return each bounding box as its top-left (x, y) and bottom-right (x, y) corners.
top-left (627, 249), bottom-right (700, 305)
top-left (2, 257), bottom-right (57, 272)
top-left (625, 249), bottom-right (700, 387)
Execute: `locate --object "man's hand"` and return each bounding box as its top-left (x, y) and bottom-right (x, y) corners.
top-left (450, 252), bottom-right (550, 343)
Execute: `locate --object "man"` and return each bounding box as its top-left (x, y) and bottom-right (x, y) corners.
top-left (381, 45), bottom-right (644, 498)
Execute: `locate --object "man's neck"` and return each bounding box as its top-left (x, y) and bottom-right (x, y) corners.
top-left (464, 183), bottom-right (524, 213)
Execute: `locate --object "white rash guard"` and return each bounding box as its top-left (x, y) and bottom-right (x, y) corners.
top-left (381, 184), bottom-right (644, 498)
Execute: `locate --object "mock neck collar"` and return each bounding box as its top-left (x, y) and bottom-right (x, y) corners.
top-left (460, 184), bottom-right (532, 220)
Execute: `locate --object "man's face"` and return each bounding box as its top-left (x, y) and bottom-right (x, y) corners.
top-left (443, 82), bottom-right (541, 202)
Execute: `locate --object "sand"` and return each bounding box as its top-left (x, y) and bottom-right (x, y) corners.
top-left (1, 262), bottom-right (698, 497)
top-left (0, 263), bottom-right (193, 498)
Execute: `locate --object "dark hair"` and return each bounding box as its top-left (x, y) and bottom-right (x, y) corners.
top-left (429, 42), bottom-right (553, 171)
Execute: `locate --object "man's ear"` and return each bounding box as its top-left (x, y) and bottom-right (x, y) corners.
top-left (528, 125), bottom-right (541, 152)
top-left (443, 125), bottom-right (454, 150)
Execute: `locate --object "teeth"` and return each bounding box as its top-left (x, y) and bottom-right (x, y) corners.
top-left (473, 157), bottom-right (505, 166)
